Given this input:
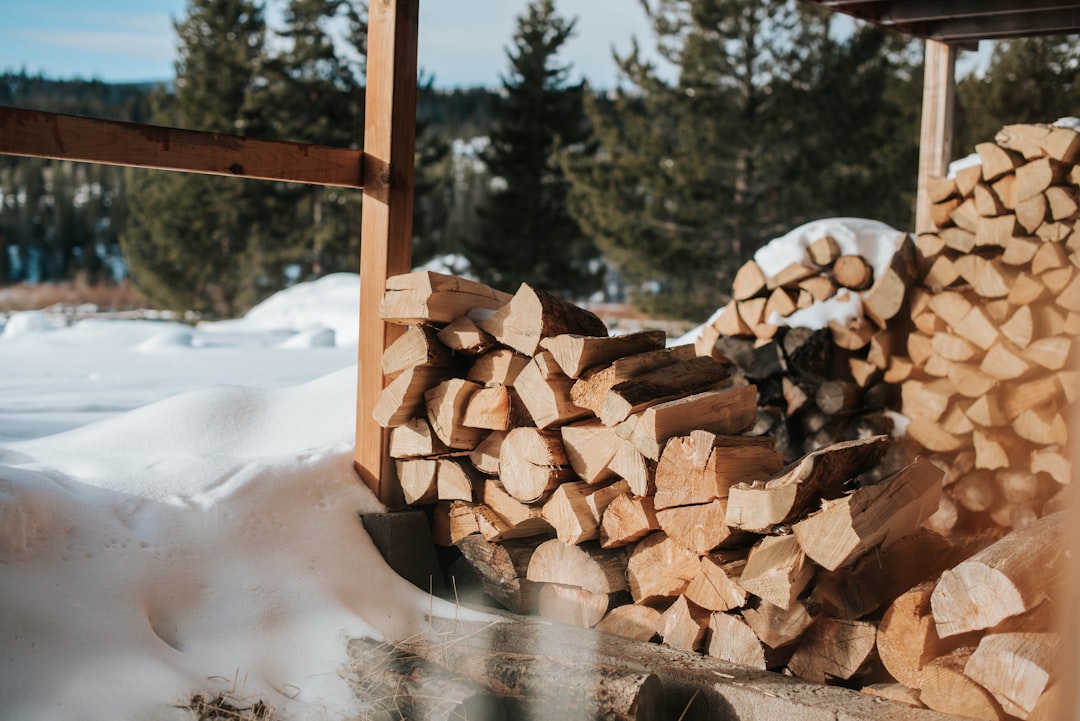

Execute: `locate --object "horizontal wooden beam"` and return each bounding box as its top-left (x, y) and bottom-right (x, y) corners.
top-left (0, 106), bottom-right (363, 188)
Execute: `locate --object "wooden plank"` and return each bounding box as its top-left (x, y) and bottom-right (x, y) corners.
top-left (0, 106), bottom-right (362, 187)
top-left (355, 0), bottom-right (420, 506)
top-left (915, 39), bottom-right (956, 235)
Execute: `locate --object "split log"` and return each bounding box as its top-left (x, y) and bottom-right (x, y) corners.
top-left (706, 611), bottom-right (789, 671)
top-left (389, 417), bottom-right (450, 458)
top-left (455, 534), bottom-right (543, 613)
top-left (437, 457), bottom-right (482, 501)
top-left (499, 427), bottom-right (573, 503)
top-left (768, 262), bottom-right (818, 289)
top-left (599, 356), bottom-right (731, 426)
top-left (436, 314), bottom-right (497, 355)
top-left (599, 493), bottom-right (660, 549)
top-left (926, 175), bottom-right (958, 203)
top-left (918, 647), bottom-right (1007, 721)
top-left (538, 583), bottom-right (613, 628)
top-left (625, 532), bottom-right (700, 604)
top-left (347, 637), bottom-right (507, 721)
top-left (996, 122), bottom-right (1080, 162)
top-left (654, 431), bottom-right (782, 510)
top-left (732, 260), bottom-right (768, 300)
top-left (738, 534), bottom-right (815, 610)
top-left (808, 234), bottom-right (842, 266)
top-left (741, 598), bottom-right (815, 650)
top-left (725, 435), bottom-right (891, 533)
top-left (625, 384), bottom-right (759, 461)
top-left (607, 438), bottom-right (656, 497)
top-left (931, 510), bottom-right (1069, 637)
top-left (466, 348), bottom-right (529, 387)
top-left (792, 457), bottom-right (943, 571)
top-left (382, 324), bottom-right (456, 378)
top-left (398, 458), bottom-right (439, 505)
top-left (786, 617), bottom-right (878, 684)
top-left (481, 480), bottom-right (553, 540)
top-left (539, 330), bottom-right (666, 379)
top-left (470, 430), bottom-right (505, 475)
top-left (561, 420), bottom-right (619, 484)
top-left (380, 270), bottom-right (512, 325)
top-left (655, 499), bottom-right (745, 555)
top-left (426, 378), bottom-right (485, 449)
top-left (1015, 157), bottom-right (1067, 203)
top-left (976, 141), bottom-right (1022, 182)
top-left (594, 604), bottom-right (661, 643)
top-left (570, 344), bottom-right (697, 416)
top-left (659, 595), bottom-right (710, 652)
top-left (463, 385), bottom-right (528, 431)
top-left (513, 351), bottom-right (591, 429)
top-left (478, 283), bottom-right (607, 356)
top-left (373, 366), bottom-right (452, 428)
top-left (542, 479), bottom-right (631, 545)
top-left (526, 539), bottom-right (629, 596)
top-left (834, 254), bottom-right (874, 290)
top-left (964, 632), bottom-right (1060, 719)
top-left (683, 550), bottom-right (749, 612)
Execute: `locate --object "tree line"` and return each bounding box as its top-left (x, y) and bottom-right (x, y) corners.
top-left (2, 0), bottom-right (1079, 320)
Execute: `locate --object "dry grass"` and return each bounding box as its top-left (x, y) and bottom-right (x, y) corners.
top-left (0, 280), bottom-right (148, 313)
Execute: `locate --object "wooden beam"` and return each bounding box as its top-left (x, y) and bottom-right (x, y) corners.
top-left (0, 106), bottom-right (363, 188)
top-left (915, 39), bottom-right (956, 235)
top-left (355, 0), bottom-right (420, 506)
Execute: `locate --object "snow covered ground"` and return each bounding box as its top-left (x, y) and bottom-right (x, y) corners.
top-left (0, 272), bottom-right (491, 721)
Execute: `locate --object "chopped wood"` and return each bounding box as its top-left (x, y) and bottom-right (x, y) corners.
top-left (1001, 235), bottom-right (1041, 265)
top-left (1015, 193), bottom-right (1048, 233)
top-left (398, 458), bottom-right (439, 505)
top-left (926, 175), bottom-right (958, 203)
top-left (955, 163), bottom-right (983, 197)
top-left (463, 384), bottom-right (526, 431)
top-left (953, 254), bottom-right (1013, 297)
top-left (683, 551), bottom-right (749, 612)
top-left (706, 611), bottom-right (787, 670)
top-left (725, 436), bottom-right (890, 533)
top-left (993, 174), bottom-right (1018, 209)
top-left (964, 632), bottom-right (1060, 720)
top-left (373, 366), bottom-right (452, 428)
top-left (710, 299), bottom-right (754, 337)
top-left (932, 511), bottom-right (1069, 637)
top-left (829, 317), bottom-right (874, 350)
top-left (951, 197), bottom-right (981, 232)
top-left (980, 340), bottom-right (1032, 380)
top-left (455, 534), bottom-right (542, 613)
top-left (732, 260), bottom-right (768, 300)
top-left (542, 480), bottom-right (631, 545)
top-left (447, 501), bottom-right (482, 543)
top-left (767, 262), bottom-right (817, 289)
top-left (513, 350), bottom-right (589, 429)
top-left (807, 234), bottom-right (842, 266)
top-left (478, 282), bottom-right (607, 356)
top-left (1013, 405), bottom-right (1067, 446)
top-left (1045, 185), bottom-right (1078, 220)
top-left (965, 393), bottom-right (1006, 427)
top-left (599, 356), bottom-right (731, 426)
top-left (919, 647), bottom-right (1008, 721)
top-left (975, 214), bottom-right (1019, 249)
top-left (1030, 446), bottom-right (1071, 485)
top-left (953, 469), bottom-right (996, 512)
top-left (469, 430), bottom-right (504, 475)
top-left (786, 617), bottom-right (878, 684)
top-left (941, 226), bottom-right (976, 252)
top-left (815, 379), bottom-right (861, 414)
top-left (741, 597), bottom-right (815, 649)
top-left (594, 604), bottom-right (661, 642)
top-left (654, 431), bottom-right (782, 510)
top-left (437, 456), bottom-right (482, 501)
top-left (975, 141), bottom-right (1022, 182)
top-left (482, 479), bottom-right (553, 539)
top-left (570, 344), bottom-right (697, 416)
top-left (738, 534), bottom-right (815, 610)
top-left (382, 324), bottom-right (456, 378)
top-left (792, 456), bottom-right (943, 571)
top-left (833, 254), bottom-right (875, 291)
top-left (499, 427), bottom-right (573, 503)
top-left (655, 499), bottom-right (744, 555)
top-left (599, 493), bottom-right (660, 549)
top-left (931, 196), bottom-right (963, 228)
top-left (436, 314), bottom-right (497, 355)
top-left (1023, 335), bottom-right (1073, 371)
top-left (625, 532), bottom-right (700, 604)
top-left (1053, 267), bottom-right (1080, 308)
top-left (537, 582), bottom-right (612, 628)
top-left (625, 384), bottom-right (759, 461)
top-left (426, 378), bottom-right (485, 449)
top-left (1016, 157), bottom-right (1067, 203)
top-left (924, 255), bottom-right (959, 289)
top-left (973, 183), bottom-right (1005, 217)
top-left (798, 274), bottom-right (838, 302)
top-left (1001, 305), bottom-right (1035, 348)
top-left (540, 330), bottom-right (667, 379)
top-left (906, 419), bottom-right (964, 453)
top-left (764, 287), bottom-right (798, 319)
top-left (380, 270), bottom-right (512, 325)
top-left (996, 122), bottom-right (1080, 162)
top-left (389, 417), bottom-right (450, 458)
top-left (659, 595), bottom-right (710, 652)
top-left (526, 538), bottom-right (629, 596)
top-left (1035, 219), bottom-right (1072, 243)
top-left (466, 348), bottom-right (529, 387)
top-left (561, 420), bottom-right (619, 484)
top-left (606, 438), bottom-right (656, 497)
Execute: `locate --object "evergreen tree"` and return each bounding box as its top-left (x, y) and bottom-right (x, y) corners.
top-left (467, 0), bottom-right (600, 298)
top-left (122, 0), bottom-right (269, 316)
top-left (955, 36), bottom-right (1080, 156)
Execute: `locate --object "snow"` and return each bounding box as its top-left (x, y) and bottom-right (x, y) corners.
top-left (0, 273), bottom-right (493, 720)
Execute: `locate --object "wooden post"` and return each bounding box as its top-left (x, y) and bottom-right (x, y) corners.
top-left (355, 0), bottom-right (420, 506)
top-left (915, 39), bottom-right (957, 235)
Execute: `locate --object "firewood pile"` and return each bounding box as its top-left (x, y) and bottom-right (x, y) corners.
top-left (368, 122), bottom-right (1075, 721)
top-left (899, 122), bottom-right (1080, 537)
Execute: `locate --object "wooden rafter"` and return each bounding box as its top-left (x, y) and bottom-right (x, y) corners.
top-left (0, 106), bottom-right (363, 188)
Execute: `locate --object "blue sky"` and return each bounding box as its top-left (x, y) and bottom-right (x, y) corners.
top-left (0, 0), bottom-right (662, 88)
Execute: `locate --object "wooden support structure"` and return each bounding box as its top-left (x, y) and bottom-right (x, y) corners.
top-left (916, 39), bottom-right (957, 235)
top-left (355, 0), bottom-right (420, 506)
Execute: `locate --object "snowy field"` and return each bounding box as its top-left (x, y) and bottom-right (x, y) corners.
top-left (0, 272), bottom-right (490, 721)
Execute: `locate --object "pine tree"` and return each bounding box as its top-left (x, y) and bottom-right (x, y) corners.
top-left (121, 0), bottom-right (269, 316)
top-left (467, 0), bottom-right (600, 299)
top-left (955, 36), bottom-right (1080, 155)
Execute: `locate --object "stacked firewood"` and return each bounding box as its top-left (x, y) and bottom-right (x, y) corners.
top-left (369, 268), bottom-right (1013, 699)
top-left (692, 227), bottom-right (918, 466)
top-left (898, 122), bottom-right (1080, 534)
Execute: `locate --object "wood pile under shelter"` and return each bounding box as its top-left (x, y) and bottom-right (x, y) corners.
top-left (370, 122), bottom-right (1076, 715)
